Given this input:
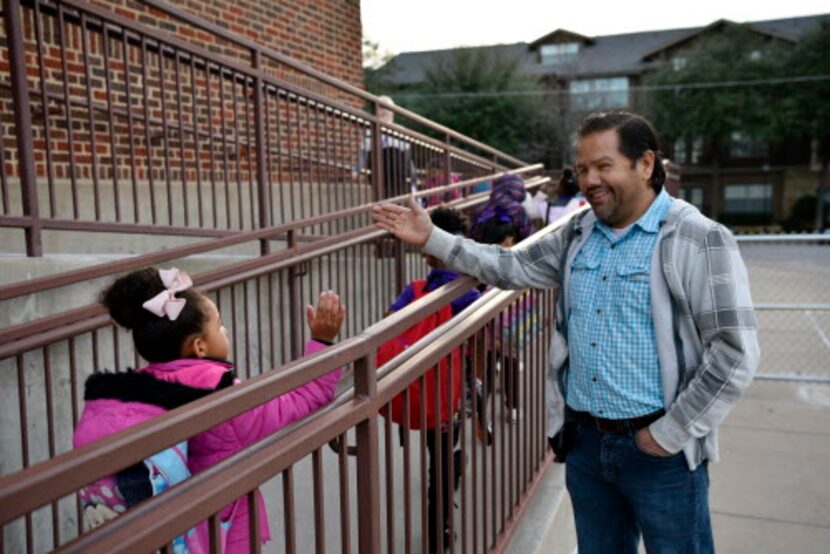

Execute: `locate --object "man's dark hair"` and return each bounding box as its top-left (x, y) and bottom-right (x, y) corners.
top-left (430, 206), bottom-right (468, 236)
top-left (578, 111), bottom-right (666, 193)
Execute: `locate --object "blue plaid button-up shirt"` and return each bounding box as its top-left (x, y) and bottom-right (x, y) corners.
top-left (566, 190), bottom-right (673, 419)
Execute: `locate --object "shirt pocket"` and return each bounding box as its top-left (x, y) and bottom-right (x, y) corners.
top-left (615, 263), bottom-right (651, 311)
top-left (569, 254), bottom-right (600, 314)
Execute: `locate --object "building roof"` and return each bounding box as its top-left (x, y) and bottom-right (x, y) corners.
top-left (378, 14), bottom-right (828, 86)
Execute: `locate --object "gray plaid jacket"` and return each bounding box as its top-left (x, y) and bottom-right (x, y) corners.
top-left (424, 198), bottom-right (760, 469)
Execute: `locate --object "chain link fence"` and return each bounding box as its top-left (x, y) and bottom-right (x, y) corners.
top-left (738, 235), bottom-right (830, 382)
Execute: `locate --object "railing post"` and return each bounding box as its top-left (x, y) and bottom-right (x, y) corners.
top-left (287, 230), bottom-right (303, 359)
top-left (5, 0), bottom-right (43, 256)
top-left (252, 49), bottom-right (270, 255)
top-left (444, 133), bottom-right (452, 193)
top-left (371, 100), bottom-right (384, 202)
top-left (353, 354), bottom-right (380, 554)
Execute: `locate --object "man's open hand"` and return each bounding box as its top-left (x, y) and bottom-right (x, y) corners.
top-left (371, 194), bottom-right (433, 247)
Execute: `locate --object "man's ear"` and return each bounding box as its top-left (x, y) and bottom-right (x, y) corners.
top-left (639, 150), bottom-right (656, 183)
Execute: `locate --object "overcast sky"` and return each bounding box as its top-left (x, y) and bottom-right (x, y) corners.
top-left (361, 0), bottom-right (828, 56)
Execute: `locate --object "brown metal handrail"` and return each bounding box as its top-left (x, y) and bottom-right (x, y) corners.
top-left (0, 166), bottom-right (544, 303)
top-left (137, 0), bottom-right (527, 168)
top-left (0, 277), bottom-right (477, 525)
top-left (2, 0), bottom-right (529, 256)
top-left (0, 216), bottom-right (566, 541)
top-left (0, 174), bottom-right (550, 360)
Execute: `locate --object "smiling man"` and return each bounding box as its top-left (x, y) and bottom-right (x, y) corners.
top-left (372, 111), bottom-right (760, 553)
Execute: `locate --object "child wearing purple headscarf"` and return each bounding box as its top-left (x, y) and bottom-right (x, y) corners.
top-left (469, 174), bottom-right (533, 243)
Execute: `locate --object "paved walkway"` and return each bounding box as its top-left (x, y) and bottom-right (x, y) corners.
top-left (506, 378), bottom-right (830, 553)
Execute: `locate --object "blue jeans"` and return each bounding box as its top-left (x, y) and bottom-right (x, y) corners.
top-left (565, 423), bottom-right (714, 553)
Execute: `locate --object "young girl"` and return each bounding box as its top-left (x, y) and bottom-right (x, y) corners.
top-left (73, 267), bottom-right (345, 553)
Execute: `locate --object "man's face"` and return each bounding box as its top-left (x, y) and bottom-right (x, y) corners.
top-left (575, 129), bottom-right (656, 228)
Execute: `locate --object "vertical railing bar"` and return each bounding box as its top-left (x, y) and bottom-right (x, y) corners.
top-left (189, 55), bottom-right (204, 228)
top-left (471, 330), bottom-right (479, 554)
top-left (370, 104), bottom-right (383, 202)
top-left (156, 41), bottom-right (173, 226)
top-left (244, 281), bottom-right (251, 376)
top-left (69, 335), bottom-right (83, 535)
top-left (119, 32), bottom-right (140, 223)
top-left (42, 347), bottom-right (60, 548)
top-left (283, 466), bottom-right (297, 554)
top-left (244, 75), bottom-right (257, 239)
top-left (16, 353), bottom-right (33, 552)
top-left (447, 352), bottom-right (457, 554)
top-left (507, 302), bottom-right (515, 518)
top-left (277, 272), bottom-right (287, 364)
top-left (486, 320), bottom-right (495, 548)
top-left (248, 490), bottom-right (262, 554)
top-left (32, 0), bottom-right (57, 218)
top-left (337, 432), bottom-right (351, 554)
top-left (312, 448), bottom-right (326, 554)
top-left (403, 389), bottom-right (412, 554)
top-left (204, 61), bottom-right (217, 228)
top-left (230, 73), bottom-right (243, 229)
top-left (173, 50), bottom-right (189, 226)
top-left (139, 36), bottom-right (157, 224)
top-left (295, 95), bottom-right (306, 220)
top-left (209, 513), bottom-right (221, 554)
top-left (498, 312), bottom-right (506, 534)
top-left (100, 22), bottom-right (121, 222)
top-left (255, 276), bottom-right (263, 376)
top-left (263, 84), bottom-right (275, 231)
top-left (384, 410), bottom-right (395, 554)
top-left (433, 364), bottom-right (444, 554)
top-left (230, 284), bottom-right (240, 376)
top-left (218, 66), bottom-right (231, 228)
top-left (354, 354), bottom-right (380, 554)
top-left (55, 7), bottom-right (78, 218)
top-left (113, 324), bottom-right (121, 373)
top-left (314, 102), bottom-right (324, 224)
top-left (276, 90), bottom-right (287, 226)
top-left (459, 343), bottom-right (468, 554)
top-left (0, 116), bottom-right (9, 214)
top-left (6, 0), bottom-right (43, 254)
top-left (419, 373), bottom-right (427, 554)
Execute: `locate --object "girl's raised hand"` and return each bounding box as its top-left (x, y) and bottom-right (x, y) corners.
top-left (306, 291), bottom-right (346, 343)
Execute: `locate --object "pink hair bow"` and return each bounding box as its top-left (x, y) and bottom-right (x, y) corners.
top-left (141, 268), bottom-right (193, 321)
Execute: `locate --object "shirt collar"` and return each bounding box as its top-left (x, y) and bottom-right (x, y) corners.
top-left (596, 188), bottom-right (672, 238)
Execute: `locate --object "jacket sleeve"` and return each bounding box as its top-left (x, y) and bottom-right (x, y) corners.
top-left (229, 340), bottom-right (342, 449)
top-left (649, 224), bottom-right (760, 453)
top-left (422, 227), bottom-right (566, 291)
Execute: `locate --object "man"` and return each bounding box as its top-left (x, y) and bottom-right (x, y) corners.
top-left (372, 111), bottom-right (760, 553)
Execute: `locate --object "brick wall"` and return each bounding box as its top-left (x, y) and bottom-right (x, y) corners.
top-left (0, 0), bottom-right (369, 226)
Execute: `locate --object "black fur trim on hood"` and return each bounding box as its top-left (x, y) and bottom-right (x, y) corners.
top-left (84, 369), bottom-right (236, 410)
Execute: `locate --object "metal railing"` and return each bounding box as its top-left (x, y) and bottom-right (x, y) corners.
top-left (0, 213), bottom-right (563, 553)
top-left (736, 234), bottom-right (830, 383)
top-left (0, 170), bottom-right (551, 552)
top-left (0, 0), bottom-right (526, 256)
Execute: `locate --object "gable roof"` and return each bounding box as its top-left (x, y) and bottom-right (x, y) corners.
top-left (528, 29), bottom-right (594, 48)
top-left (377, 14), bottom-right (828, 85)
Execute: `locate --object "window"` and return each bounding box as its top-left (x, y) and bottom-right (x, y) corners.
top-left (672, 56), bottom-right (687, 71)
top-left (673, 137), bottom-right (687, 164)
top-left (681, 186), bottom-right (704, 209)
top-left (569, 77), bottom-right (629, 110)
top-left (723, 184), bottom-right (772, 214)
top-left (730, 131), bottom-right (768, 159)
top-left (691, 136), bottom-right (703, 164)
top-left (540, 42), bottom-right (579, 65)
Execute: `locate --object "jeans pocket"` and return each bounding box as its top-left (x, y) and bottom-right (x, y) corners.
top-left (631, 433), bottom-right (677, 460)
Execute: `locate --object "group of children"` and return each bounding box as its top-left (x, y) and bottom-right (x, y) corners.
top-left (72, 170), bottom-right (567, 553)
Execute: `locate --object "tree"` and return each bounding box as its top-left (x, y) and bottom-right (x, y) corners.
top-left (778, 19), bottom-right (830, 229)
top-left (398, 48), bottom-right (558, 164)
top-left (644, 25), bottom-right (790, 217)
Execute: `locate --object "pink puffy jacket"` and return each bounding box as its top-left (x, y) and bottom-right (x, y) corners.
top-left (73, 340), bottom-right (340, 553)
